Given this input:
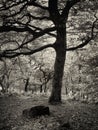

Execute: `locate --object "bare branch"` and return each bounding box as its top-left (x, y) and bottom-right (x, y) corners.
top-left (27, 0), bottom-right (48, 10)
top-left (61, 0), bottom-right (80, 20)
top-left (0, 44), bottom-right (54, 58)
top-left (1, 3), bottom-right (27, 18)
top-left (28, 25), bottom-right (56, 37)
top-left (67, 16), bottom-right (98, 51)
top-left (0, 0), bottom-right (27, 11)
top-left (0, 24), bottom-right (56, 37)
top-left (66, 37), bottom-right (93, 51)
top-left (27, 13), bottom-right (50, 20)
top-left (48, 0), bottom-right (60, 23)
top-left (0, 25), bottom-right (36, 34)
top-left (12, 20), bottom-right (56, 37)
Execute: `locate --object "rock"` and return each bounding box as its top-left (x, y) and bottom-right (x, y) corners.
top-left (23, 105), bottom-right (50, 118)
top-left (59, 122), bottom-right (71, 130)
top-left (23, 108), bottom-right (31, 117)
top-left (1, 125), bottom-right (11, 130)
top-left (30, 105), bottom-right (50, 117)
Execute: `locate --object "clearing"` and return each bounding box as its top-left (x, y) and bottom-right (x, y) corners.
top-left (0, 94), bottom-right (98, 130)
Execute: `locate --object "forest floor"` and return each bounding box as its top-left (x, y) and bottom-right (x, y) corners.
top-left (0, 93), bottom-right (98, 130)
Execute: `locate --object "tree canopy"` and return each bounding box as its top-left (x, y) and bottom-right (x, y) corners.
top-left (0, 0), bottom-right (97, 58)
top-left (0, 0), bottom-right (98, 103)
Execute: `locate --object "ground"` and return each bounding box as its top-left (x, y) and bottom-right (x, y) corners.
top-left (0, 93), bottom-right (98, 130)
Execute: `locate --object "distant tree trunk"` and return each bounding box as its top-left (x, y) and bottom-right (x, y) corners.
top-left (44, 84), bottom-right (47, 93)
top-left (40, 84), bottom-right (43, 93)
top-left (49, 25), bottom-right (66, 103)
top-left (24, 78), bottom-right (29, 92)
top-left (65, 86), bottom-right (68, 95)
top-left (44, 78), bottom-right (48, 93)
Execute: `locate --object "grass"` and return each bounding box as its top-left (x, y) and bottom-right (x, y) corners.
top-left (0, 93), bottom-right (98, 130)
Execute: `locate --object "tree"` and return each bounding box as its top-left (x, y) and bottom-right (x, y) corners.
top-left (37, 63), bottom-right (53, 93)
top-left (0, 58), bottom-right (17, 92)
top-left (0, 0), bottom-right (97, 103)
top-left (32, 52), bottom-right (54, 93)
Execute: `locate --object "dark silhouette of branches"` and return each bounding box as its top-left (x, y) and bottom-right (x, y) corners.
top-left (0, 0), bottom-right (97, 103)
top-left (27, 0), bottom-right (48, 10)
top-left (61, 0), bottom-right (80, 19)
top-left (0, 0), bottom-right (97, 57)
top-left (0, 43), bottom-right (54, 58)
top-left (67, 14), bottom-right (98, 51)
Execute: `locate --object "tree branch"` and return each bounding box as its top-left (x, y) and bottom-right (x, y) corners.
top-left (27, 13), bottom-right (50, 20)
top-left (27, 0), bottom-right (48, 10)
top-left (12, 20), bottom-right (56, 37)
top-left (0, 25), bottom-right (35, 34)
top-left (0, 0), bottom-right (27, 11)
top-left (67, 16), bottom-right (98, 51)
top-left (1, 3), bottom-right (27, 18)
top-left (0, 44), bottom-right (54, 58)
top-left (0, 24), bottom-right (56, 38)
top-left (61, 0), bottom-right (80, 20)
top-left (48, 0), bottom-right (60, 23)
top-left (66, 37), bottom-right (93, 51)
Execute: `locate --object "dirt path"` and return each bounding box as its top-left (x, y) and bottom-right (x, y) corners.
top-left (0, 94), bottom-right (98, 130)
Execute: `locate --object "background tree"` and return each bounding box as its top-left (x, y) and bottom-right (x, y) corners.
top-left (0, 58), bottom-right (18, 92)
top-left (33, 53), bottom-right (54, 93)
top-left (0, 0), bottom-right (97, 103)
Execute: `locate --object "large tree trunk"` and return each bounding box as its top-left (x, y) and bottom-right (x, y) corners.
top-left (49, 26), bottom-right (66, 103)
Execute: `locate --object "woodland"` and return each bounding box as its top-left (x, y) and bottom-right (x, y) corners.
top-left (0, 0), bottom-right (98, 130)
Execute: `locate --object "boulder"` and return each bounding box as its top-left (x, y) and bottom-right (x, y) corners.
top-left (23, 108), bottom-right (30, 117)
top-left (59, 122), bottom-right (71, 130)
top-left (23, 105), bottom-right (50, 118)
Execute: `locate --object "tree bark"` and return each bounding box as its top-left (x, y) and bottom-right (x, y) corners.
top-left (49, 26), bottom-right (66, 103)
